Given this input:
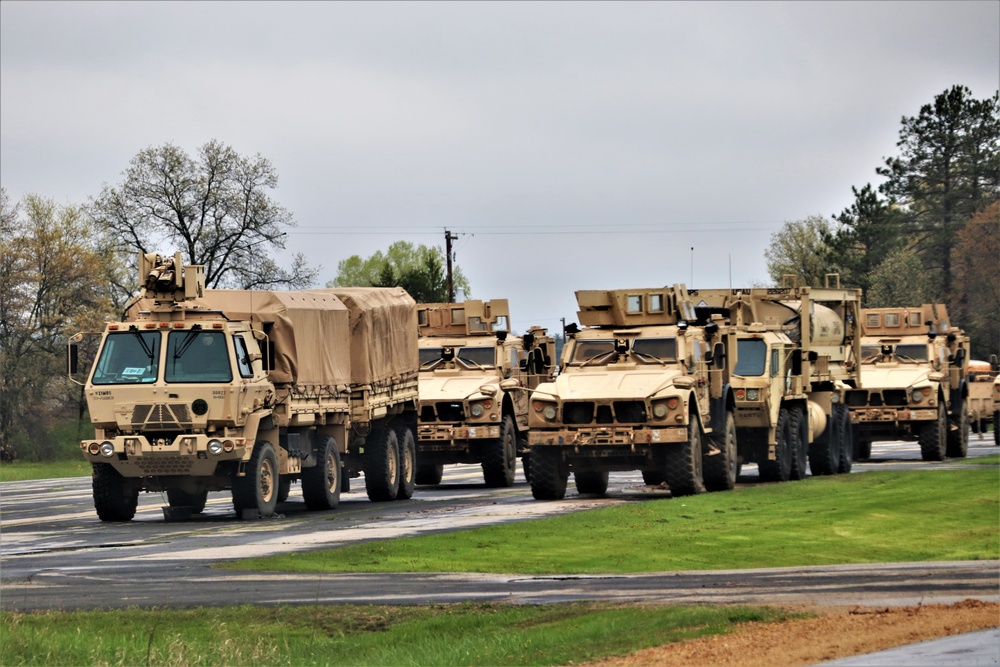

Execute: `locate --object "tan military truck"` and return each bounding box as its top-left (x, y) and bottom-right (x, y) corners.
top-left (691, 281), bottom-right (863, 481)
top-left (967, 357), bottom-right (998, 440)
top-left (415, 300), bottom-right (556, 487)
top-left (526, 286), bottom-right (737, 500)
top-left (845, 304), bottom-right (970, 461)
top-left (69, 252), bottom-right (419, 521)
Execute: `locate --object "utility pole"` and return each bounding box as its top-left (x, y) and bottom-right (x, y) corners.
top-left (445, 229), bottom-right (458, 303)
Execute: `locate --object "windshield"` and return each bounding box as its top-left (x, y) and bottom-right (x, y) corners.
top-left (631, 337), bottom-right (677, 363)
top-left (419, 347), bottom-right (442, 368)
top-left (91, 331), bottom-right (160, 385)
top-left (861, 345), bottom-right (881, 362)
top-left (164, 330), bottom-right (233, 383)
top-left (894, 343), bottom-right (929, 361)
top-left (457, 347), bottom-right (495, 368)
top-left (570, 339), bottom-right (615, 365)
top-left (734, 339), bottom-right (767, 376)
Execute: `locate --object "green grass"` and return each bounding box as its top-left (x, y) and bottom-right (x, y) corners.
top-left (0, 459), bottom-right (91, 482)
top-left (227, 468), bottom-right (999, 575)
top-left (0, 602), bottom-right (795, 666)
top-left (960, 453), bottom-right (1000, 465)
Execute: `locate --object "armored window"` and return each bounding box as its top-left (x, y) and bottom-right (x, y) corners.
top-left (631, 337), bottom-right (677, 362)
top-left (91, 331), bottom-right (161, 385)
top-left (648, 294), bottom-right (664, 313)
top-left (419, 347), bottom-right (443, 368)
top-left (571, 339), bottom-right (615, 364)
top-left (885, 313), bottom-right (900, 327)
top-left (510, 348), bottom-right (520, 370)
top-left (770, 349), bottom-right (780, 377)
top-left (734, 339), bottom-right (767, 376)
top-left (494, 315), bottom-right (509, 332)
top-left (866, 313), bottom-right (881, 328)
top-left (908, 312), bottom-right (922, 326)
top-left (451, 308), bottom-right (465, 325)
top-left (165, 330), bottom-right (233, 383)
top-left (469, 317), bottom-right (487, 332)
top-left (895, 344), bottom-right (928, 361)
top-left (234, 335), bottom-right (254, 379)
top-left (456, 346), bottom-right (495, 368)
top-left (627, 295), bottom-right (642, 313)
top-left (417, 309), bottom-right (428, 326)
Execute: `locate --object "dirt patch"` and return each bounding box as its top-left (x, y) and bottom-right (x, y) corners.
top-left (583, 599), bottom-right (1000, 667)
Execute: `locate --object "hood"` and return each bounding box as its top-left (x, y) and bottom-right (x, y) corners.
top-left (419, 374), bottom-right (499, 401)
top-left (549, 369), bottom-right (684, 400)
top-left (861, 365), bottom-right (934, 390)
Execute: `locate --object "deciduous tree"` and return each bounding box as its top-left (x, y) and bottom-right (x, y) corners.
top-left (330, 241), bottom-right (470, 303)
top-left (764, 215), bottom-right (835, 288)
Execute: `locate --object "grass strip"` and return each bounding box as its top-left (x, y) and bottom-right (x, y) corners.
top-left (0, 460), bottom-right (91, 482)
top-left (226, 468), bottom-right (999, 575)
top-left (0, 602), bottom-right (794, 667)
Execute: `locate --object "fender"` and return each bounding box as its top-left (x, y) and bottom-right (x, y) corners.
top-left (708, 383), bottom-right (733, 433)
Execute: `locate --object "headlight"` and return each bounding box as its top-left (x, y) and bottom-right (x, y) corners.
top-left (543, 406), bottom-right (557, 420)
top-left (99, 441), bottom-right (115, 457)
top-left (910, 389), bottom-right (923, 404)
top-left (470, 404), bottom-right (484, 417)
top-left (746, 389), bottom-right (760, 401)
top-left (207, 439), bottom-right (224, 455)
top-left (652, 403), bottom-right (668, 419)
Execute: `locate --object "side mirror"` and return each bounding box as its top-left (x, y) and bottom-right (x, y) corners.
top-left (713, 343), bottom-right (726, 369)
top-left (952, 348), bottom-right (966, 366)
top-left (68, 343), bottom-right (79, 375)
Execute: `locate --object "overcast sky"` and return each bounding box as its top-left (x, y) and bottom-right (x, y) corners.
top-left (2, 1), bottom-right (998, 333)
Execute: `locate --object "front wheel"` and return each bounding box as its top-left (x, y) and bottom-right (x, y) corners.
top-left (232, 440), bottom-right (279, 519)
top-left (415, 463), bottom-right (444, 485)
top-left (788, 405), bottom-right (809, 481)
top-left (703, 411), bottom-right (737, 492)
top-left (946, 403), bottom-right (969, 458)
top-left (302, 434), bottom-right (342, 510)
top-left (574, 470), bottom-right (609, 495)
top-left (836, 405), bottom-right (854, 473)
top-left (661, 419), bottom-right (705, 497)
top-left (760, 406), bottom-right (793, 482)
top-left (92, 463), bottom-right (139, 522)
top-left (919, 403), bottom-right (947, 461)
top-left (529, 446), bottom-right (568, 500)
top-left (482, 415), bottom-right (517, 487)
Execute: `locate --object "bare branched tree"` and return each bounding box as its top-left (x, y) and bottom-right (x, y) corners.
top-left (88, 140), bottom-right (317, 295)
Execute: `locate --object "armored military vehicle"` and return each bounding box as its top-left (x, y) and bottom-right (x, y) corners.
top-left (966, 357), bottom-right (997, 440)
top-left (845, 304), bottom-right (970, 461)
top-left (526, 286), bottom-right (737, 500)
top-left (415, 300), bottom-right (556, 487)
top-left (70, 252), bottom-right (420, 521)
top-left (691, 281), bottom-right (863, 481)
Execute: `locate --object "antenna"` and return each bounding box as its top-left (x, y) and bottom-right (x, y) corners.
top-left (690, 247), bottom-right (694, 286)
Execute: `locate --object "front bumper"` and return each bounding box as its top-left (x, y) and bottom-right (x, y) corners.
top-left (417, 423), bottom-right (501, 450)
top-left (849, 407), bottom-right (938, 424)
top-left (80, 434), bottom-right (249, 477)
top-left (528, 425), bottom-right (688, 447)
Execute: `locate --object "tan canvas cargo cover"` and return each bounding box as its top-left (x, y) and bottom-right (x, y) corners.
top-left (130, 290), bottom-right (352, 389)
top-left (324, 287), bottom-right (419, 387)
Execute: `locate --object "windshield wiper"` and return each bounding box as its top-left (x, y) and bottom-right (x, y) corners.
top-left (130, 329), bottom-right (155, 361)
top-left (173, 325), bottom-right (203, 360)
top-left (632, 351), bottom-right (667, 365)
top-left (579, 351), bottom-right (616, 368)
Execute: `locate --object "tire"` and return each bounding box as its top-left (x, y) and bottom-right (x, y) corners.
top-left (788, 404), bottom-right (809, 481)
top-left (836, 405), bottom-right (854, 474)
top-left (277, 478), bottom-right (291, 503)
top-left (482, 415), bottom-right (517, 488)
top-left (919, 402), bottom-right (948, 461)
top-left (995, 411), bottom-right (999, 446)
top-left (703, 411), bottom-right (738, 492)
top-left (946, 403), bottom-right (969, 458)
top-left (809, 405), bottom-right (842, 476)
top-left (396, 424), bottom-right (416, 500)
top-left (759, 406), bottom-right (794, 482)
top-left (521, 455), bottom-right (531, 483)
top-left (574, 470), bottom-right (609, 495)
top-left (415, 463), bottom-right (444, 486)
top-left (166, 487), bottom-right (208, 514)
top-left (364, 426), bottom-right (399, 502)
top-left (529, 446), bottom-right (568, 500)
top-left (661, 418), bottom-right (706, 497)
top-left (92, 463), bottom-right (139, 522)
top-left (232, 440), bottom-right (279, 518)
top-left (853, 424), bottom-right (872, 460)
top-left (641, 469), bottom-right (665, 486)
top-left (302, 434), bottom-right (342, 510)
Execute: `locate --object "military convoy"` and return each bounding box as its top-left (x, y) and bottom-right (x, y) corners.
top-left (70, 252), bottom-right (993, 520)
top-left (690, 281), bottom-right (863, 482)
top-left (415, 300), bottom-right (556, 486)
top-left (70, 252), bottom-right (420, 521)
top-left (844, 304), bottom-right (970, 461)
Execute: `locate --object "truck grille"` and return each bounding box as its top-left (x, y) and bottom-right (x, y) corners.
top-left (845, 389), bottom-right (908, 407)
top-left (132, 457), bottom-right (193, 475)
top-left (131, 404), bottom-right (192, 431)
top-left (563, 401), bottom-right (647, 425)
top-left (420, 402), bottom-right (465, 423)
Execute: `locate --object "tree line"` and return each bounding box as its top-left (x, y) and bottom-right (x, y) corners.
top-left (765, 85), bottom-right (999, 360)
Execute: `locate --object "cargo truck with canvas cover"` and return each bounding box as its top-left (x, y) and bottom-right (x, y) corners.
top-left (845, 304), bottom-right (970, 461)
top-left (526, 286), bottom-right (737, 500)
top-left (70, 252), bottom-right (419, 521)
top-left (966, 357), bottom-right (997, 440)
top-left (690, 281), bottom-right (863, 481)
top-left (415, 300), bottom-right (556, 487)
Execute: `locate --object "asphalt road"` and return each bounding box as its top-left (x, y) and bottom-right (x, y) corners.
top-left (1, 438), bottom-right (997, 613)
